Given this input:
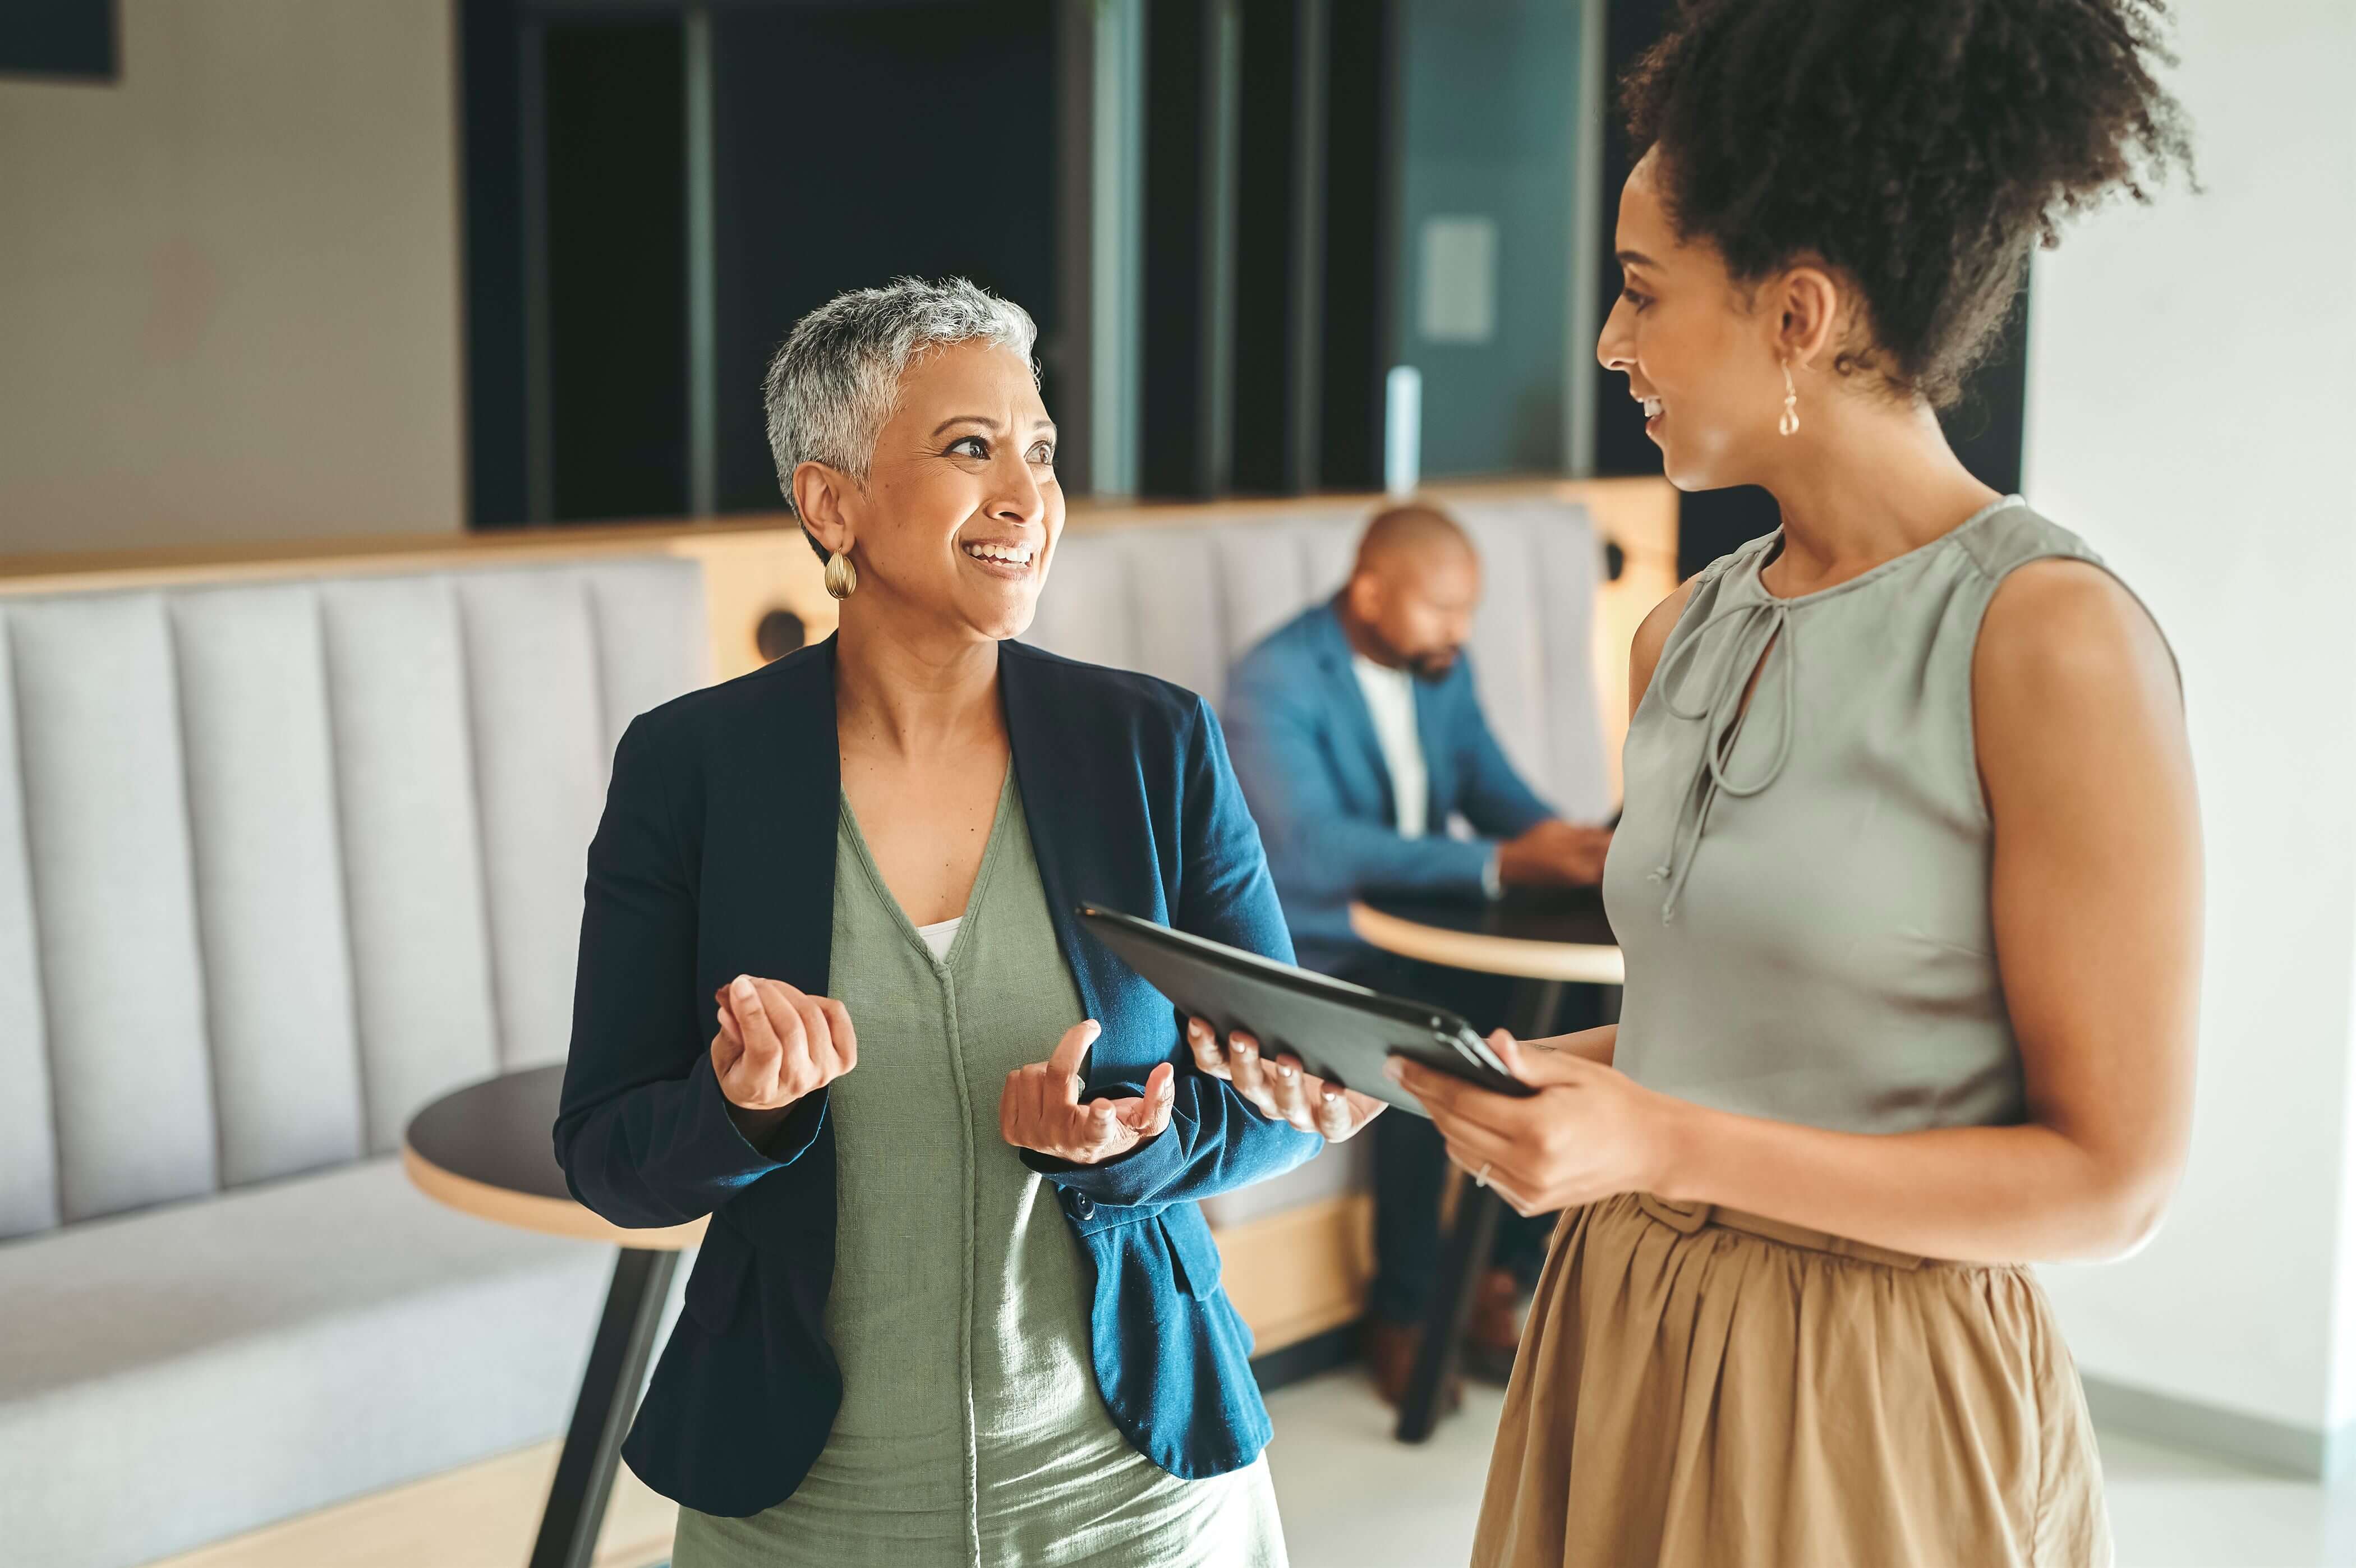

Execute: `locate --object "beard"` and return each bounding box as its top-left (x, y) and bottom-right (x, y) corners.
top-left (1405, 647), bottom-right (1460, 682)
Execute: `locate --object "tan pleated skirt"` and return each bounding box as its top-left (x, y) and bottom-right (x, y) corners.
top-left (1471, 1194), bottom-right (2110, 1568)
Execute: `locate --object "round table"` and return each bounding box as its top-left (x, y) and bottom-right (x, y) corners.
top-left (404, 1064), bottom-right (703, 1568)
top-left (1348, 889), bottom-right (1622, 1445)
top-left (1350, 886), bottom-right (1623, 987)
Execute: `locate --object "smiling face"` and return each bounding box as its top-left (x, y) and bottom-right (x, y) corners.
top-left (799, 338), bottom-right (1062, 644)
top-left (1595, 151), bottom-right (1794, 493)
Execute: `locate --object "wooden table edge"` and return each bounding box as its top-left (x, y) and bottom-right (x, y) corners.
top-left (401, 1143), bottom-right (707, 1252)
top-left (1349, 901), bottom-right (1626, 986)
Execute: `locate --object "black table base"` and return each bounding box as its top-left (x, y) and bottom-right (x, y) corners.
top-left (1394, 978), bottom-right (1623, 1445)
top-left (531, 1247), bottom-right (678, 1568)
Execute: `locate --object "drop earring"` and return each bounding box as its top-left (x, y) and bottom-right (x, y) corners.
top-left (1778, 361), bottom-right (1800, 438)
top-left (823, 550), bottom-right (858, 601)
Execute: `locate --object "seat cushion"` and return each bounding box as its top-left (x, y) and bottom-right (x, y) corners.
top-left (0, 1157), bottom-right (623, 1568)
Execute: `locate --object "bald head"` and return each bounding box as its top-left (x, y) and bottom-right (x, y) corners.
top-left (1355, 503), bottom-right (1476, 580)
top-left (1342, 503), bottom-right (1482, 679)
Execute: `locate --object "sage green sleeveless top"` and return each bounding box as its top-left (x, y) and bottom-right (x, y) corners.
top-left (671, 771), bottom-right (1283, 1568)
top-left (1603, 498), bottom-right (2166, 1133)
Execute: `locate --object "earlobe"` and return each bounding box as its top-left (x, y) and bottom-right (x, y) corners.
top-left (792, 462), bottom-right (856, 557)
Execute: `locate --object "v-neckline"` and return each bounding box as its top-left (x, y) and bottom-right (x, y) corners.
top-left (839, 766), bottom-right (1018, 973)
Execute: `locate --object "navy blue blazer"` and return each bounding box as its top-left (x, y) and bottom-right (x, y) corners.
top-left (1222, 601), bottom-right (1555, 973)
top-left (553, 636), bottom-right (1323, 1519)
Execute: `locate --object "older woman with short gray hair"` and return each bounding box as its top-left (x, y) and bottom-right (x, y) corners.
top-left (555, 277), bottom-right (1384, 1567)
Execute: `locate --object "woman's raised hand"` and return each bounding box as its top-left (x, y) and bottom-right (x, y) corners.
top-left (711, 974), bottom-right (858, 1125)
top-left (1186, 1018), bottom-right (1386, 1141)
top-left (1001, 1021), bottom-right (1176, 1165)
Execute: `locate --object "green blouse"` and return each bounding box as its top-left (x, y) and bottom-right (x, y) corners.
top-left (671, 772), bottom-right (1285, 1568)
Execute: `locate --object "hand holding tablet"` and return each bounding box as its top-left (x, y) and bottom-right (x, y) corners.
top-left (1077, 905), bottom-right (1536, 1119)
top-left (1182, 1016), bottom-right (1386, 1139)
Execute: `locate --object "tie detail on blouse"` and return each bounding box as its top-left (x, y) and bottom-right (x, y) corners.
top-left (1646, 593), bottom-right (1798, 922)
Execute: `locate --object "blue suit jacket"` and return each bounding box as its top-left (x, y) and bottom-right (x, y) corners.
top-left (1222, 601), bottom-right (1556, 973)
top-left (553, 636), bottom-right (1322, 1519)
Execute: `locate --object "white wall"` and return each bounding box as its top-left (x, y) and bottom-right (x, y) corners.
top-left (2024, 0), bottom-right (2356, 1435)
top-left (0, 0), bottom-right (465, 554)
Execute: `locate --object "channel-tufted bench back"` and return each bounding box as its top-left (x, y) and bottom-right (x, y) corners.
top-left (0, 558), bottom-right (707, 1239)
top-left (1028, 494), bottom-right (1610, 821)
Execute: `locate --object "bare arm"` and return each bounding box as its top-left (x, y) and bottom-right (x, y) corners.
top-left (1628, 577), bottom-right (1699, 719)
top-left (1400, 562), bottom-right (2201, 1263)
top-left (1524, 1023), bottom-right (1617, 1065)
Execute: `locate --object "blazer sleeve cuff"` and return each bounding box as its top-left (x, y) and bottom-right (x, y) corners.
top-left (1018, 1124), bottom-right (1182, 1207)
top-left (692, 1053), bottom-right (827, 1180)
top-left (1420, 834), bottom-right (1499, 898)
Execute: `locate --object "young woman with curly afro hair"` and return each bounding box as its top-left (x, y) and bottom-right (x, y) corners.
top-left (1388, 3), bottom-right (2201, 1562)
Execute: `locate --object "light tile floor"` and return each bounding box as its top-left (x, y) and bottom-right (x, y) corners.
top-left (1262, 1368), bottom-right (2356, 1568)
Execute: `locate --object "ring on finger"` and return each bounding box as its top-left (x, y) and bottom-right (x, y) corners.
top-left (1475, 1162), bottom-right (1492, 1189)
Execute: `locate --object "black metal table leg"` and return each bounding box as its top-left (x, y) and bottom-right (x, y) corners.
top-left (1395, 979), bottom-right (1566, 1443)
top-left (530, 1247), bottom-right (678, 1568)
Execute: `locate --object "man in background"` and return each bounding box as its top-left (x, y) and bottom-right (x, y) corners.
top-left (1222, 502), bottom-right (1611, 1403)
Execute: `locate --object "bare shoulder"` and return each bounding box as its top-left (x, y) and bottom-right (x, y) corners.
top-left (1976, 559), bottom-right (2179, 717)
top-left (1974, 558), bottom-right (2187, 799)
top-left (1629, 577), bottom-right (1701, 712)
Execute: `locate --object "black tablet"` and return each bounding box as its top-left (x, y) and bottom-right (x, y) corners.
top-left (1076, 905), bottom-right (1535, 1116)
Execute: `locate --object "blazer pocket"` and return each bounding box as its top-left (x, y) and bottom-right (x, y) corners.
top-left (1159, 1211), bottom-right (1225, 1300)
top-left (683, 1227), bottom-right (752, 1332)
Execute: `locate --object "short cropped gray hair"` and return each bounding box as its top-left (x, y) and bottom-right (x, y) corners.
top-left (762, 276), bottom-right (1039, 558)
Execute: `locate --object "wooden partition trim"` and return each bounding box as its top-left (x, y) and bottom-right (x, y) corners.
top-left (0, 477), bottom-right (1676, 796)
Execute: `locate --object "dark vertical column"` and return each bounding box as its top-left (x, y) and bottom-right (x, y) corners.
top-left (1139, 0), bottom-right (1241, 500)
top-left (1230, 0), bottom-right (1303, 495)
top-left (541, 19), bottom-right (688, 523)
top-left (1140, 0), bottom-right (1206, 498)
top-left (1319, 0), bottom-right (1401, 493)
top-left (1053, 0), bottom-right (1097, 495)
top-left (684, 3), bottom-right (716, 517)
top-left (1285, 0), bottom-right (1329, 494)
top-left (459, 0), bottom-right (528, 528)
top-left (1197, 0), bottom-right (1242, 497)
top-left (519, 15), bottom-right (554, 525)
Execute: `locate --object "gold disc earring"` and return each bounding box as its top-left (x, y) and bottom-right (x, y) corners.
top-left (823, 550), bottom-right (858, 601)
top-left (1778, 361), bottom-right (1800, 438)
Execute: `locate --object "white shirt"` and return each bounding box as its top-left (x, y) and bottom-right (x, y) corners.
top-left (1351, 654), bottom-right (1429, 838)
top-left (917, 916), bottom-right (961, 962)
top-left (1351, 651), bottom-right (1504, 897)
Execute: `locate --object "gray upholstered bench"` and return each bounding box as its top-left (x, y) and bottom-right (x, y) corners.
top-left (0, 557), bottom-right (707, 1568)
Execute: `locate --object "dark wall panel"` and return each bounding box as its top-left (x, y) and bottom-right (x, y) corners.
top-left (544, 20), bottom-right (689, 523)
top-left (0, 0), bottom-right (116, 79)
top-left (710, 2), bottom-right (1056, 513)
top-left (1228, 0), bottom-right (1299, 495)
top-left (1317, 0), bottom-right (1396, 493)
top-left (1139, 0), bottom-right (1211, 499)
